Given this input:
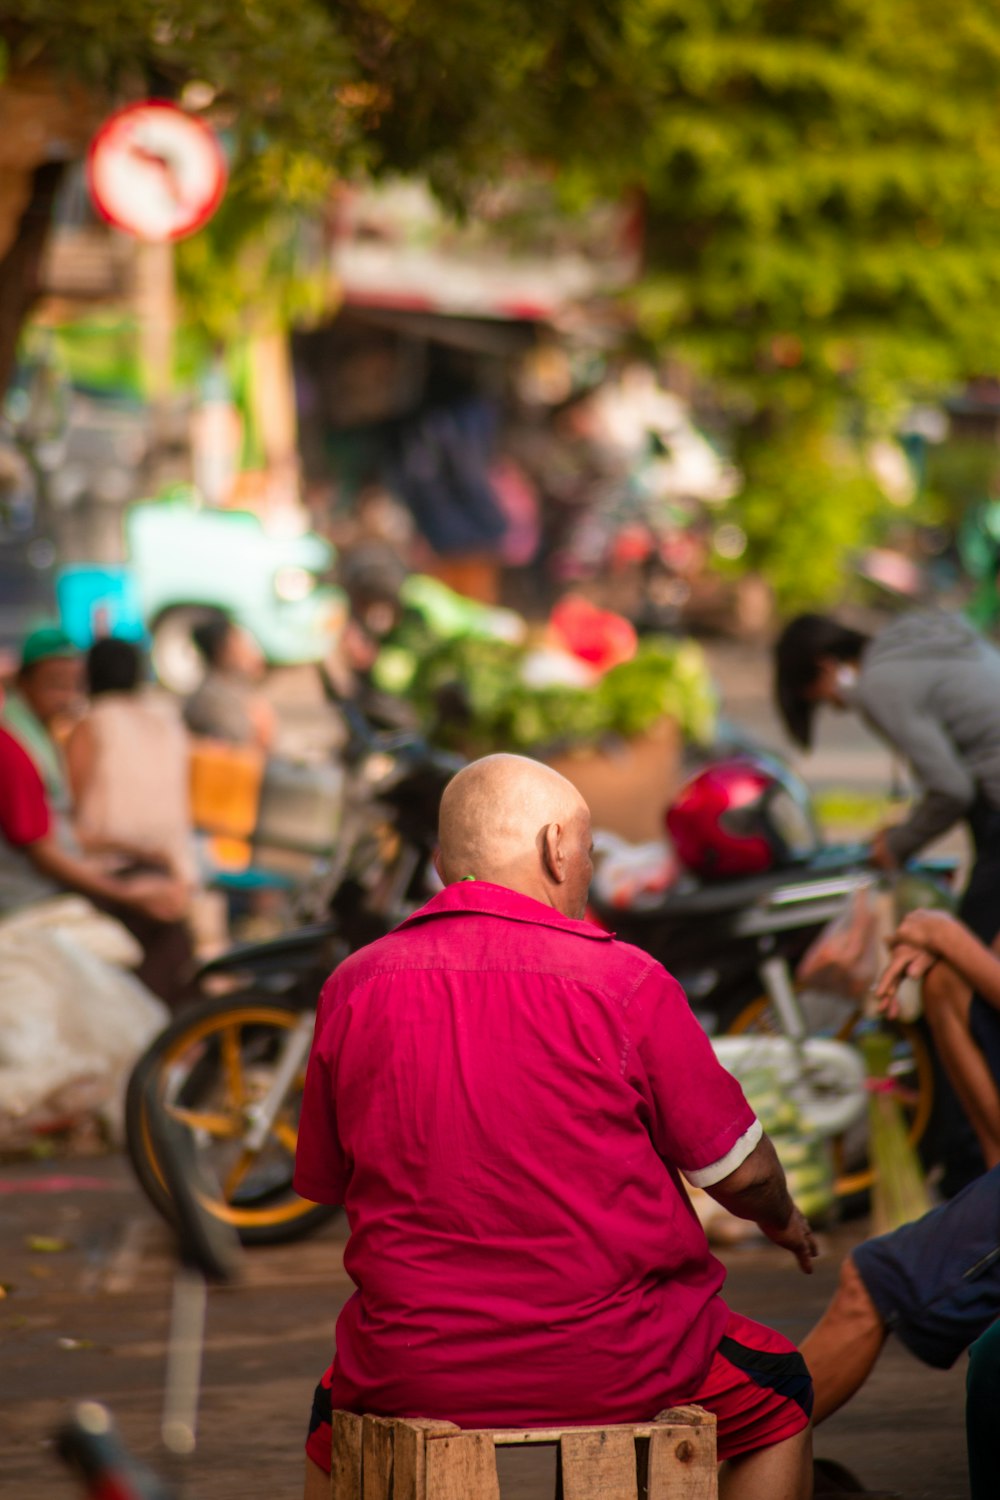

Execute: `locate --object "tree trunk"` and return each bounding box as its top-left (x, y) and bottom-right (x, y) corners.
top-left (0, 159), bottom-right (65, 397)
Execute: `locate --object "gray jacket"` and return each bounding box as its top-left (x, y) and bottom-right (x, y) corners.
top-left (854, 611), bottom-right (1000, 861)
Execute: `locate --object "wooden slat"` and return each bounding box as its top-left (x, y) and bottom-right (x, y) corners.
top-left (330, 1412), bottom-right (364, 1500)
top-left (425, 1432), bottom-right (501, 1500)
top-left (647, 1414), bottom-right (717, 1500)
top-left (652, 1408), bottom-right (714, 1428)
top-left (457, 1425), bottom-right (663, 1445)
top-left (362, 1416), bottom-right (396, 1500)
top-left (393, 1420), bottom-right (460, 1500)
top-left (559, 1429), bottom-right (638, 1500)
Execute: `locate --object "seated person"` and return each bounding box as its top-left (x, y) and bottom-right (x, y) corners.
top-left (801, 1164), bottom-right (1000, 1499)
top-left (66, 637), bottom-right (197, 886)
top-left (1, 624), bottom-right (84, 816)
top-left (801, 1162), bottom-right (1000, 1426)
top-left (0, 720), bottom-right (187, 971)
top-left (801, 927), bottom-right (1000, 1493)
top-left (877, 908), bottom-right (1000, 1170)
top-left (295, 755), bottom-right (817, 1500)
top-left (183, 613), bottom-right (276, 752)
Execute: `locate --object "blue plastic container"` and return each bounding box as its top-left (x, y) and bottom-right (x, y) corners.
top-left (56, 565), bottom-right (147, 649)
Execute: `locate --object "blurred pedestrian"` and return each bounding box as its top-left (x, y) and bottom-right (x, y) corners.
top-left (1, 625), bottom-right (84, 821)
top-left (774, 611), bottom-right (1000, 945)
top-left (183, 613), bottom-right (276, 751)
top-left (66, 637), bottom-right (197, 885)
top-left (0, 712), bottom-right (189, 1002)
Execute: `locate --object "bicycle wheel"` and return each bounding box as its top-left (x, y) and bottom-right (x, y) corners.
top-left (723, 989), bottom-right (934, 1199)
top-left (125, 993), bottom-right (336, 1245)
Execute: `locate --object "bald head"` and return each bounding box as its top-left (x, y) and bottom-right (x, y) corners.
top-left (438, 755), bottom-right (593, 918)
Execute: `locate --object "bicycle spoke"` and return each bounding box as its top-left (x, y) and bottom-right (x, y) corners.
top-left (220, 1024), bottom-right (246, 1108)
top-left (224, 1150), bottom-right (258, 1198)
top-left (270, 1118), bottom-right (298, 1155)
top-left (168, 1104), bottom-right (244, 1139)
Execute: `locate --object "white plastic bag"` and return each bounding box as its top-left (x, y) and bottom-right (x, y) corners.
top-left (0, 906), bottom-right (167, 1143)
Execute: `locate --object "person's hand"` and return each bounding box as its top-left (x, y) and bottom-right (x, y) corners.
top-left (760, 1206), bottom-right (819, 1274)
top-left (874, 941), bottom-right (937, 1017)
top-left (120, 875), bottom-right (190, 923)
top-left (869, 829), bottom-right (899, 871)
top-left (891, 908), bottom-right (957, 956)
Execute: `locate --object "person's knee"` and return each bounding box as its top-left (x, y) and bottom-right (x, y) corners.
top-left (830, 1253), bottom-right (881, 1333)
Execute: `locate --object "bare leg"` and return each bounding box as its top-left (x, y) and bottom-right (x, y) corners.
top-left (799, 1255), bottom-right (887, 1424)
top-left (719, 1425), bottom-right (813, 1500)
top-left (923, 964), bottom-right (1000, 1168)
top-left (304, 1456), bottom-right (329, 1500)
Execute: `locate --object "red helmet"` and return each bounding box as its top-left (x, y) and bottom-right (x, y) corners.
top-left (665, 756), bottom-right (820, 880)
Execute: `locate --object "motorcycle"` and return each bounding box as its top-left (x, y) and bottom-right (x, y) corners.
top-left (125, 699), bottom-right (463, 1245)
top-left (589, 757), bottom-right (956, 1199)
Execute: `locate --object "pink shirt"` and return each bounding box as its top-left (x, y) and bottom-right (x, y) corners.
top-left (294, 881), bottom-right (759, 1426)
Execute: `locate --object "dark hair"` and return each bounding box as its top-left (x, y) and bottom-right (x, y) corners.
top-left (773, 614), bottom-right (869, 749)
top-left (87, 637), bottom-right (144, 696)
top-left (191, 612), bottom-right (235, 668)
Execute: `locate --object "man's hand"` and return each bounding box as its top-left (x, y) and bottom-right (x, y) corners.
top-left (874, 942), bottom-right (936, 1018)
top-left (706, 1135), bottom-right (818, 1273)
top-left (760, 1206), bottom-right (819, 1274)
top-left (869, 829), bottom-right (898, 871)
top-left (119, 875), bottom-right (190, 923)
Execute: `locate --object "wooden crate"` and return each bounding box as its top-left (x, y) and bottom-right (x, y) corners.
top-left (331, 1409), bottom-right (717, 1500)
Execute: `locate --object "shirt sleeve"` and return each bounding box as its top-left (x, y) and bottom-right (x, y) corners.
top-left (0, 730), bottom-right (51, 846)
top-left (628, 963), bottom-right (760, 1185)
top-left (293, 981), bottom-right (350, 1205)
top-left (858, 672), bottom-right (974, 858)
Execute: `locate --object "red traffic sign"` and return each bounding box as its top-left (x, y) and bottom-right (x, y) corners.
top-left (87, 100), bottom-right (227, 242)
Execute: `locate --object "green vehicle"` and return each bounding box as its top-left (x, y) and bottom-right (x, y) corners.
top-left (125, 493), bottom-right (344, 692)
top-left (58, 498), bottom-right (350, 696)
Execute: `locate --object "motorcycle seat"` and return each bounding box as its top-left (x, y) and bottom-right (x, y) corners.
top-left (592, 866), bottom-right (796, 923)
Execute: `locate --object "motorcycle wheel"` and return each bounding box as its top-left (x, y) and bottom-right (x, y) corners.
top-left (723, 992), bottom-right (934, 1199)
top-left (125, 993), bottom-right (337, 1245)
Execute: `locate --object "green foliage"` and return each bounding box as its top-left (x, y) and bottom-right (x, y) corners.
top-left (392, 634), bottom-right (717, 753)
top-left (9, 0), bottom-right (1000, 606)
top-left (720, 417), bottom-right (884, 609)
top-left (0, 1), bottom-right (355, 166)
top-left (175, 149), bottom-right (336, 347)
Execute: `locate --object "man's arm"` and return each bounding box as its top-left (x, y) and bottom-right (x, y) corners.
top-left (706, 1134), bottom-right (818, 1274)
top-left (26, 836), bottom-right (188, 923)
top-left (859, 678), bottom-right (973, 863)
top-left (879, 910), bottom-right (1000, 1013)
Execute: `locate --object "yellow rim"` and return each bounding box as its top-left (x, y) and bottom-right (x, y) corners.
top-left (140, 1003), bottom-right (318, 1229)
top-left (725, 994), bottom-right (934, 1198)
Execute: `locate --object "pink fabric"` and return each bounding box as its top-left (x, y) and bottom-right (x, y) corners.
top-left (294, 881), bottom-right (757, 1427)
top-left (0, 726), bottom-right (51, 846)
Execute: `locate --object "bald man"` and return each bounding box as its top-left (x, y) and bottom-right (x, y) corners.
top-left (295, 756), bottom-right (817, 1500)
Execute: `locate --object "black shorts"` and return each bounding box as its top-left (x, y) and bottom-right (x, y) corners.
top-left (853, 1164), bottom-right (1000, 1369)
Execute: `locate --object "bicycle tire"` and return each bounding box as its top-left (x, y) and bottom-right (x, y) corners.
top-left (125, 992), bottom-right (337, 1245)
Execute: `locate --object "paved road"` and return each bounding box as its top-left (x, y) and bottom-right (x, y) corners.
top-left (1, 1154), bottom-right (969, 1500)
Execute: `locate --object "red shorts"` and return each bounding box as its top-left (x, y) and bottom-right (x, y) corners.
top-left (305, 1309), bottom-right (811, 1472)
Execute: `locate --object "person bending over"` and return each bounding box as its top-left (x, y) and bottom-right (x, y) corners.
top-left (295, 754), bottom-right (817, 1500)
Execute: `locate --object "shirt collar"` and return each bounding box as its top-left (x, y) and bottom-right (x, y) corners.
top-left (400, 880), bottom-right (614, 940)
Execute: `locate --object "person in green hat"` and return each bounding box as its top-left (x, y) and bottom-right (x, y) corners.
top-left (0, 624), bottom-right (191, 1003)
top-left (1, 624), bottom-right (84, 822)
